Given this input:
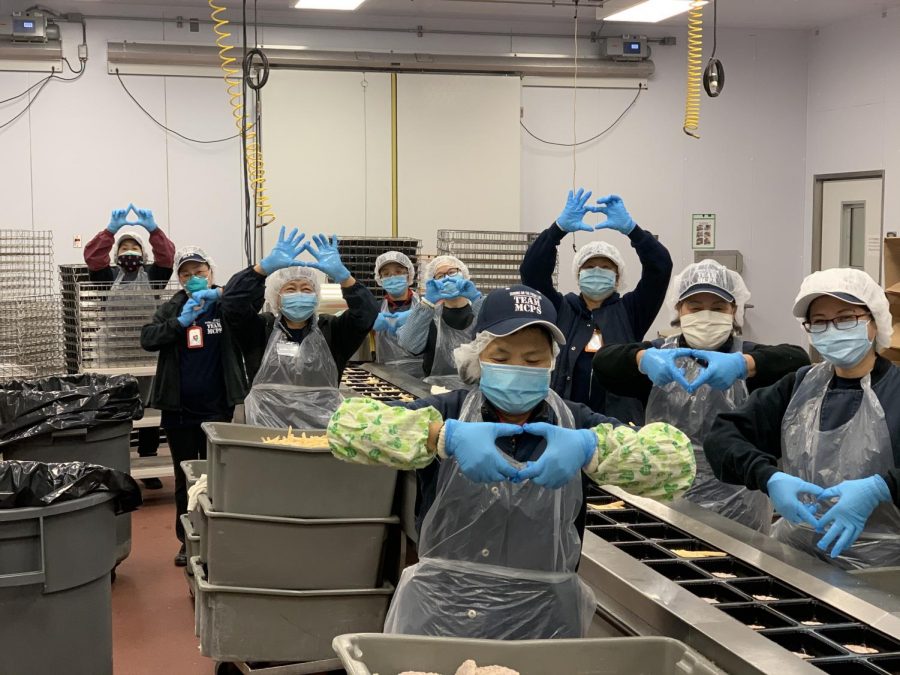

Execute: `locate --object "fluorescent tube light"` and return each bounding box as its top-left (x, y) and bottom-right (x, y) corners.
top-left (604, 0), bottom-right (707, 23)
top-left (294, 0), bottom-right (366, 10)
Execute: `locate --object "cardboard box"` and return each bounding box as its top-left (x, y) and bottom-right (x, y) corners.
top-left (885, 238), bottom-right (900, 288)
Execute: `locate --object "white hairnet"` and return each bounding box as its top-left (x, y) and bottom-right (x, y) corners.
top-left (792, 268), bottom-right (893, 350)
top-left (425, 255), bottom-right (470, 281)
top-left (112, 231), bottom-right (152, 263)
top-left (454, 330), bottom-right (561, 385)
top-left (572, 241), bottom-right (626, 286)
top-left (264, 267), bottom-right (323, 313)
top-left (174, 246), bottom-right (216, 276)
top-left (374, 251), bottom-right (415, 284)
top-left (667, 259), bottom-right (752, 327)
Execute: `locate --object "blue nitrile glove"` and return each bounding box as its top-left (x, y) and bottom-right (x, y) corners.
top-left (594, 194), bottom-right (635, 234)
top-left (459, 279), bottom-right (481, 302)
top-left (392, 309), bottom-right (411, 331)
top-left (259, 226), bottom-right (307, 275)
top-left (374, 312), bottom-right (396, 332)
top-left (424, 279), bottom-right (444, 305)
top-left (638, 348), bottom-right (694, 390)
top-left (177, 298), bottom-right (203, 328)
top-left (516, 423), bottom-right (598, 489)
top-left (443, 419), bottom-right (523, 483)
top-left (192, 288), bottom-right (220, 308)
top-left (767, 472), bottom-right (825, 528)
top-left (687, 350), bottom-right (748, 393)
top-left (298, 233), bottom-right (351, 283)
top-left (438, 275), bottom-right (466, 300)
top-left (132, 205), bottom-right (158, 233)
top-left (816, 476), bottom-right (891, 559)
top-left (107, 208), bottom-right (130, 234)
top-left (556, 188), bottom-right (602, 233)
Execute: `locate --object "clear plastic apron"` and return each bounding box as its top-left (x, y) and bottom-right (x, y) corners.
top-left (645, 337), bottom-right (773, 533)
top-left (244, 318), bottom-right (343, 430)
top-left (422, 304), bottom-right (475, 391)
top-left (774, 363), bottom-right (900, 569)
top-left (98, 267), bottom-right (155, 368)
top-left (375, 296), bottom-right (424, 379)
top-left (384, 389), bottom-right (597, 639)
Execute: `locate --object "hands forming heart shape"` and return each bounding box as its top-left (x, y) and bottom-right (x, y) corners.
top-left (640, 347), bottom-right (747, 394)
top-left (108, 203), bottom-right (158, 233)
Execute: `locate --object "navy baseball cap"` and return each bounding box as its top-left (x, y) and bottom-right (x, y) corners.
top-left (679, 282), bottom-right (736, 304)
top-left (474, 285), bottom-right (566, 345)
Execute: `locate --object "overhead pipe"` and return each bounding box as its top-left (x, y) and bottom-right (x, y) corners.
top-left (107, 42), bottom-right (655, 78)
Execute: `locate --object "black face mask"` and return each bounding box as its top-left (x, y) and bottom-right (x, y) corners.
top-left (117, 254), bottom-right (144, 273)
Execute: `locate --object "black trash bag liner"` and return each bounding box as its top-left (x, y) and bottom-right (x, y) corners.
top-left (0, 460), bottom-right (143, 513)
top-left (0, 374), bottom-right (144, 446)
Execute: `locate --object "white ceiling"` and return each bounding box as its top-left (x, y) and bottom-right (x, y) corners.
top-left (21, 0), bottom-right (900, 31)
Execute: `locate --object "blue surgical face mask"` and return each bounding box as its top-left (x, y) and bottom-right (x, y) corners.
top-left (281, 292), bottom-right (319, 322)
top-left (579, 268), bottom-right (617, 301)
top-left (382, 275), bottom-right (410, 297)
top-left (810, 321), bottom-right (874, 369)
top-left (479, 362), bottom-right (551, 414)
top-left (184, 275), bottom-right (209, 294)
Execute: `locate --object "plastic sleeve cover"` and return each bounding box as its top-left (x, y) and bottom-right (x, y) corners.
top-left (327, 397), bottom-right (443, 469)
top-left (584, 421), bottom-right (696, 501)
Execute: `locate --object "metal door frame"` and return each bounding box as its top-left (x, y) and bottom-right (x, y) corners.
top-left (811, 170), bottom-right (885, 273)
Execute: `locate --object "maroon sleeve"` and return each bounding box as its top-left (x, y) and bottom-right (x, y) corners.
top-left (84, 229), bottom-right (114, 272)
top-left (148, 228), bottom-right (176, 269)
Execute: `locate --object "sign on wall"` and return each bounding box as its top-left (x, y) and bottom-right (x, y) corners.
top-left (692, 213), bottom-right (716, 250)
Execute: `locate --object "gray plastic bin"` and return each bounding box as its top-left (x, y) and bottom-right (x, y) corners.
top-left (181, 459), bottom-right (207, 489)
top-left (191, 557), bottom-right (394, 663)
top-left (0, 492), bottom-right (118, 675)
top-left (202, 422), bottom-right (398, 518)
top-left (197, 493), bottom-right (397, 590)
top-left (3, 422), bottom-right (133, 564)
top-left (332, 633), bottom-right (726, 675)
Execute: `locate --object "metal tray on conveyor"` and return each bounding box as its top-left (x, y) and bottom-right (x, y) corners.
top-left (582, 486), bottom-right (900, 674)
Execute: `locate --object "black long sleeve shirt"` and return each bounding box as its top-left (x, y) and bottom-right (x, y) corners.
top-left (705, 355), bottom-right (900, 506)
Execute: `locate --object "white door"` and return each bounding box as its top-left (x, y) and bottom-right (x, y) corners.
top-left (821, 177), bottom-right (883, 281)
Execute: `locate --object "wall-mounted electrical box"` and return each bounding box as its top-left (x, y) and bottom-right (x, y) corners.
top-left (694, 249), bottom-right (744, 274)
top-left (601, 36), bottom-right (649, 62)
top-left (11, 12), bottom-right (50, 43)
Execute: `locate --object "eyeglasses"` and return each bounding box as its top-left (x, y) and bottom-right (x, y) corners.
top-left (433, 268), bottom-right (461, 280)
top-left (802, 314), bottom-right (871, 334)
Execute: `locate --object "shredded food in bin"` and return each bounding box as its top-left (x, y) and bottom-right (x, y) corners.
top-left (400, 662), bottom-right (519, 675)
top-left (670, 549), bottom-right (727, 559)
top-left (845, 644), bottom-right (879, 655)
top-left (261, 427), bottom-right (329, 448)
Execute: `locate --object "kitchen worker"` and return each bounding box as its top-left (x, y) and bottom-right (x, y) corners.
top-left (221, 228), bottom-right (379, 429)
top-left (85, 204), bottom-right (176, 491)
top-left (141, 247), bottom-right (251, 567)
top-left (592, 260), bottom-right (810, 532)
top-left (520, 189), bottom-right (673, 423)
top-left (372, 251), bottom-right (423, 378)
top-left (705, 268), bottom-right (900, 570)
top-left (328, 285), bottom-right (695, 639)
top-left (396, 255), bottom-right (484, 390)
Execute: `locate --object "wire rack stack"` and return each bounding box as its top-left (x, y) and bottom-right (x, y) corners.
top-left (336, 237), bottom-right (422, 301)
top-left (0, 230), bottom-right (65, 380)
top-left (436, 229), bottom-right (551, 291)
top-left (59, 264), bottom-right (176, 372)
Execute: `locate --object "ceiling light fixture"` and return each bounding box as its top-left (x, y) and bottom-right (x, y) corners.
top-left (294, 0), bottom-right (366, 11)
top-left (604, 0), bottom-right (707, 23)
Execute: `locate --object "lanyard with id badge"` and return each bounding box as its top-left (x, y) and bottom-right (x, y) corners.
top-left (187, 323), bottom-right (204, 349)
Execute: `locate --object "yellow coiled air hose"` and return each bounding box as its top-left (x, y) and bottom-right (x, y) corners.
top-left (209, 0), bottom-right (276, 226)
top-left (682, 0), bottom-right (705, 138)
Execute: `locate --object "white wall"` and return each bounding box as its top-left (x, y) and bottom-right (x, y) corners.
top-left (522, 27), bottom-right (810, 345)
top-left (0, 7), bottom-right (813, 345)
top-left (804, 9), bottom-right (900, 276)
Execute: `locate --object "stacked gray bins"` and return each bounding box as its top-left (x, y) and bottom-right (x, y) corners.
top-left (333, 634), bottom-right (727, 675)
top-left (0, 492), bottom-right (118, 675)
top-left (4, 422), bottom-right (133, 564)
top-left (194, 422), bottom-right (399, 665)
